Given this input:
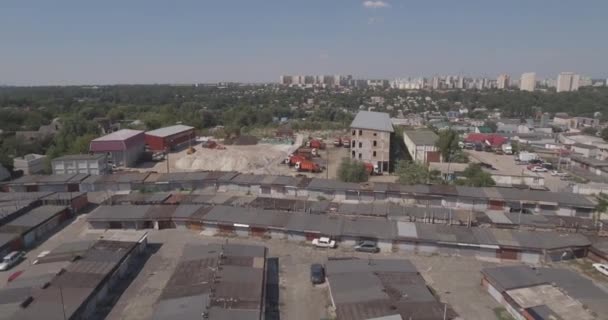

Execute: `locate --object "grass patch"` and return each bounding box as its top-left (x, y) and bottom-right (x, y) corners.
top-left (493, 307), bottom-right (515, 320)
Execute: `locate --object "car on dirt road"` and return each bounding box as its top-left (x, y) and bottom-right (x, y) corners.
top-left (0, 251), bottom-right (25, 271)
top-left (354, 240), bottom-right (380, 253)
top-left (593, 263), bottom-right (608, 277)
top-left (310, 263), bottom-right (325, 284)
top-left (312, 237), bottom-right (336, 248)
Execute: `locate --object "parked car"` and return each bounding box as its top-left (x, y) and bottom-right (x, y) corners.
top-left (312, 237), bottom-right (336, 248)
top-left (0, 251), bottom-right (25, 271)
top-left (593, 263), bottom-right (608, 277)
top-left (550, 170), bottom-right (567, 177)
top-left (528, 166), bottom-right (547, 172)
top-left (310, 263), bottom-right (325, 284)
top-left (509, 207), bottom-right (532, 214)
top-left (354, 240), bottom-right (380, 253)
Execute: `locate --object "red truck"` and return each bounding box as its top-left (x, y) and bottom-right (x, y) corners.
top-left (286, 154), bottom-right (307, 166)
top-left (296, 160), bottom-right (321, 173)
top-left (309, 139), bottom-right (326, 150)
top-left (341, 137), bottom-right (351, 148)
top-left (333, 138), bottom-right (342, 147)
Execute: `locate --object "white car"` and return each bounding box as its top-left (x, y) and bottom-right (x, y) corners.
top-left (312, 237), bottom-right (336, 249)
top-left (0, 251), bottom-right (25, 271)
top-left (531, 166), bottom-right (548, 172)
top-left (593, 263), bottom-right (608, 277)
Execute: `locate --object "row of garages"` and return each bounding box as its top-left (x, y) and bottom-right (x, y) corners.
top-left (0, 205), bottom-right (71, 257)
top-left (86, 204), bottom-right (591, 264)
top-left (2, 171), bottom-right (597, 218)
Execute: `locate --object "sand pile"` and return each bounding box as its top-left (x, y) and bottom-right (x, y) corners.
top-left (175, 143), bottom-right (293, 174)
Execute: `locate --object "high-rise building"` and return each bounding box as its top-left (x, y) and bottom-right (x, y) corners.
top-left (497, 74), bottom-right (510, 89)
top-left (431, 77), bottom-right (440, 90)
top-left (556, 72), bottom-right (580, 92)
top-left (520, 72), bottom-right (536, 92)
top-left (279, 75), bottom-right (292, 85)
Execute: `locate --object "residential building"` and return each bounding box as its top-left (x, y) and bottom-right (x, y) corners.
top-left (497, 74), bottom-right (510, 89)
top-left (556, 72), bottom-right (580, 92)
top-left (145, 124), bottom-right (195, 152)
top-left (520, 72), bottom-right (536, 91)
top-left (13, 153), bottom-right (47, 175)
top-left (349, 111), bottom-right (394, 172)
top-left (89, 129), bottom-right (145, 167)
top-left (403, 129), bottom-right (440, 164)
top-left (52, 154), bottom-right (109, 175)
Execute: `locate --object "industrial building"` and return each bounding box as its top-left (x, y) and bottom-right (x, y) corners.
top-left (153, 243), bottom-right (267, 319)
top-left (13, 154), bottom-right (47, 175)
top-left (89, 129), bottom-right (145, 167)
top-left (51, 153), bottom-right (108, 175)
top-left (402, 130), bottom-right (440, 164)
top-left (145, 124), bottom-right (195, 152)
top-left (326, 258), bottom-right (457, 320)
top-left (349, 111), bottom-right (393, 172)
top-left (481, 265), bottom-right (608, 319)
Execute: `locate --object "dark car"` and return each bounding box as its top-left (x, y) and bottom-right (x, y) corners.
top-left (509, 207), bottom-right (532, 214)
top-left (354, 240), bottom-right (380, 253)
top-left (310, 263), bottom-right (325, 285)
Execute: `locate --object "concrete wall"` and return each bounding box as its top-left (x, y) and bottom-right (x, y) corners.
top-left (349, 128), bottom-right (391, 172)
top-left (52, 157), bottom-right (107, 175)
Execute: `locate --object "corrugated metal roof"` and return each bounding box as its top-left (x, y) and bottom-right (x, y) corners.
top-left (396, 221), bottom-right (417, 238)
top-left (350, 111), bottom-right (394, 132)
top-left (92, 129), bottom-right (143, 141)
top-left (145, 125), bottom-right (194, 138)
top-left (403, 130), bottom-right (438, 146)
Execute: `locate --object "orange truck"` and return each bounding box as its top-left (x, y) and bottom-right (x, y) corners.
top-left (286, 154), bottom-right (307, 166)
top-left (295, 160), bottom-right (322, 173)
top-left (309, 139), bottom-right (326, 150)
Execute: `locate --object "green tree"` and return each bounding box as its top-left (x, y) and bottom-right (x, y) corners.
top-left (582, 127), bottom-right (598, 136)
top-left (337, 158), bottom-right (369, 183)
top-left (602, 128), bottom-right (608, 142)
top-left (485, 121), bottom-right (498, 133)
top-left (395, 160), bottom-right (440, 185)
top-left (455, 164), bottom-right (496, 187)
top-left (436, 129), bottom-right (462, 162)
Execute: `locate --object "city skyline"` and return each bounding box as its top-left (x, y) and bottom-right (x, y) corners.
top-left (1, 1), bottom-right (607, 85)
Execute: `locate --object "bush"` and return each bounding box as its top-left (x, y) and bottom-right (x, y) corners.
top-left (338, 158), bottom-right (369, 183)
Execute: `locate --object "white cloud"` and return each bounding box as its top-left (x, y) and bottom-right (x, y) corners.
top-left (363, 1), bottom-right (390, 9)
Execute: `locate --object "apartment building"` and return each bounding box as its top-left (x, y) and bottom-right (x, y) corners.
top-left (349, 111), bottom-right (393, 172)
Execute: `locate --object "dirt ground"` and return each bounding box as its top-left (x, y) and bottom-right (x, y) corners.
top-left (134, 131), bottom-right (400, 182)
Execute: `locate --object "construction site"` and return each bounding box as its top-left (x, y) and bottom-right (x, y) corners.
top-left (138, 130), bottom-right (352, 179)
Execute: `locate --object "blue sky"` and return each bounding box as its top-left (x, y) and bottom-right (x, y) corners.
top-left (1, 0), bottom-right (606, 85)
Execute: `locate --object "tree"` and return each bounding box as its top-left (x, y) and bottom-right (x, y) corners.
top-left (485, 121), bottom-right (498, 133)
top-left (602, 128), bottom-right (608, 142)
top-left (337, 158), bottom-right (369, 183)
top-left (395, 160), bottom-right (440, 185)
top-left (455, 164), bottom-right (495, 187)
top-left (435, 129), bottom-right (462, 162)
top-left (582, 127), bottom-right (598, 136)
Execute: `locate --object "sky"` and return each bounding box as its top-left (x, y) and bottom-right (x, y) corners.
top-left (0, 0), bottom-right (607, 85)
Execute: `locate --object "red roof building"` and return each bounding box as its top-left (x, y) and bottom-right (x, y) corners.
top-left (145, 125), bottom-right (195, 152)
top-left (465, 133), bottom-right (508, 147)
top-left (89, 129), bottom-right (145, 167)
